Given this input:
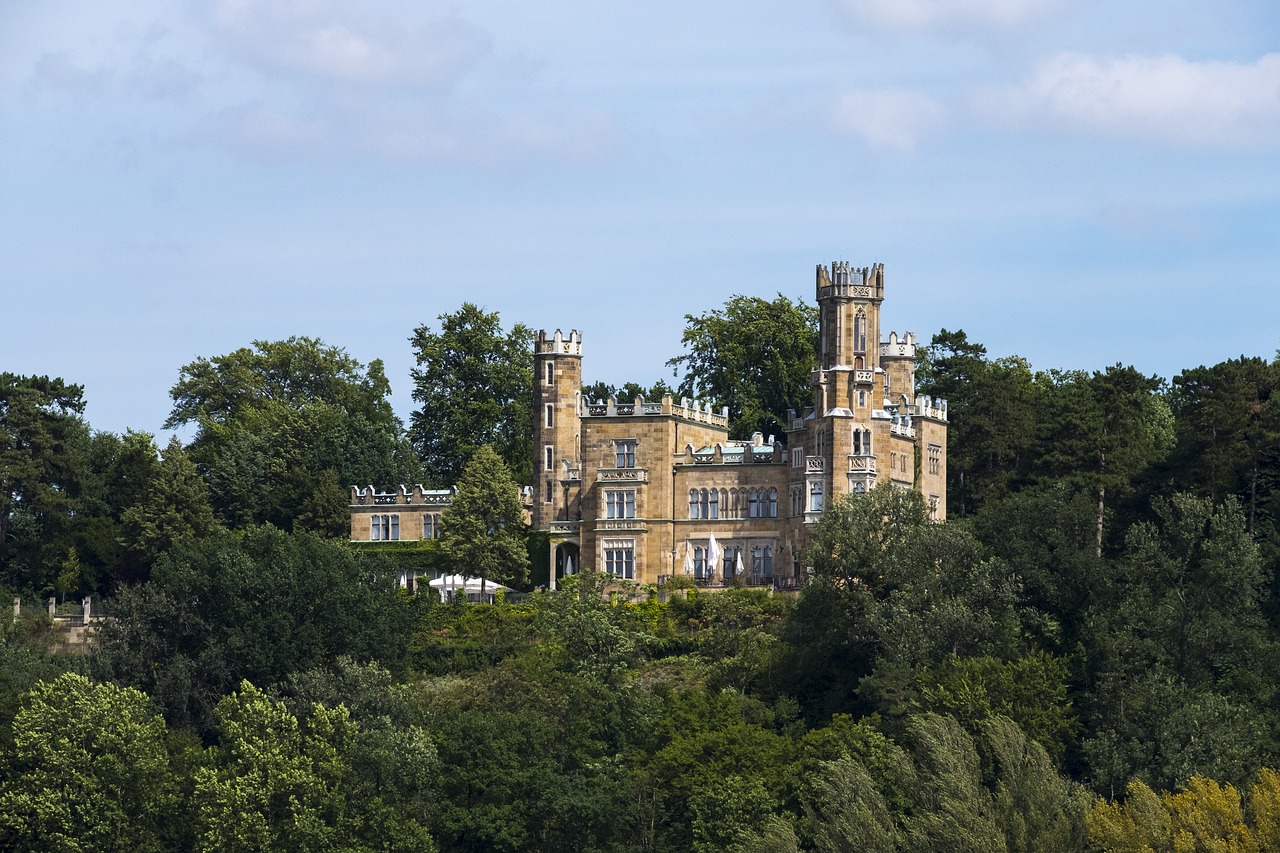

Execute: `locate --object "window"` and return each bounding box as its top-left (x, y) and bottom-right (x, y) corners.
top-left (854, 312), bottom-right (867, 352)
top-left (370, 514), bottom-right (399, 541)
top-left (708, 488), bottom-right (719, 519)
top-left (544, 404), bottom-right (554, 428)
top-left (859, 390), bottom-right (867, 407)
top-left (748, 488), bottom-right (759, 518)
top-left (810, 482), bottom-right (823, 512)
top-left (854, 481), bottom-right (866, 493)
top-left (700, 489), bottom-right (710, 519)
top-left (693, 546), bottom-right (707, 578)
top-left (544, 445), bottom-right (554, 472)
top-left (928, 444), bottom-right (942, 475)
top-left (614, 439), bottom-right (636, 468)
top-left (768, 488), bottom-right (778, 518)
top-left (604, 544), bottom-right (634, 579)
top-left (792, 448), bottom-right (803, 467)
top-left (606, 490), bottom-right (636, 519)
top-left (752, 546), bottom-right (774, 578)
top-left (929, 495), bottom-right (940, 521)
top-left (724, 547), bottom-right (741, 579)
top-left (423, 514), bottom-right (440, 539)
top-left (544, 360), bottom-right (554, 385)
top-left (545, 479), bottom-right (553, 504)
top-left (853, 428), bottom-right (871, 456)
top-left (791, 487), bottom-right (802, 516)
top-left (689, 489), bottom-right (700, 519)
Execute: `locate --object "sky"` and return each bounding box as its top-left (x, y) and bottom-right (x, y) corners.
top-left (2, 0), bottom-right (1278, 438)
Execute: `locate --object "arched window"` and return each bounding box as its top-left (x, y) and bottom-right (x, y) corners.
top-left (854, 312), bottom-right (867, 352)
top-left (810, 482), bottom-right (824, 512)
top-left (694, 546), bottom-right (706, 578)
top-left (700, 489), bottom-right (710, 519)
top-left (748, 488), bottom-right (759, 518)
top-left (689, 489), bottom-right (699, 519)
top-left (708, 488), bottom-right (719, 519)
top-left (720, 489), bottom-right (729, 517)
top-left (768, 488), bottom-right (778, 518)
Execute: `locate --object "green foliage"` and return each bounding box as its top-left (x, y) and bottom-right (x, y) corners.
top-left (409, 303), bottom-right (533, 486)
top-left (0, 374), bottom-right (91, 592)
top-left (193, 680), bottom-right (435, 852)
top-left (119, 436), bottom-right (220, 569)
top-left (94, 527), bottom-right (413, 734)
top-left (165, 337), bottom-right (418, 534)
top-left (667, 293), bottom-right (818, 440)
top-left (0, 673), bottom-right (186, 852)
top-left (438, 444), bottom-right (530, 591)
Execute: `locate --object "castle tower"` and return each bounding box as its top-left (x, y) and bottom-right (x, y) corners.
top-left (532, 329), bottom-right (583, 530)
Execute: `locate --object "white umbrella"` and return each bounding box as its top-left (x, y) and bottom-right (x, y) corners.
top-left (707, 534), bottom-right (721, 580)
top-left (735, 549), bottom-right (746, 579)
top-left (683, 544), bottom-right (694, 575)
top-left (564, 553), bottom-right (574, 576)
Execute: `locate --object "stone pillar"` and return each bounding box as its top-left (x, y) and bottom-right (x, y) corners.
top-left (12, 597), bottom-right (19, 624)
top-left (48, 597), bottom-right (57, 618)
top-left (83, 596), bottom-right (92, 621)
top-left (548, 540), bottom-right (558, 591)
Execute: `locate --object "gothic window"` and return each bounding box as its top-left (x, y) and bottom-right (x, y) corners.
top-left (859, 390), bottom-right (866, 407)
top-left (693, 546), bottom-right (707, 578)
top-left (720, 489), bottom-right (730, 516)
top-left (545, 479), bottom-right (553, 503)
top-left (854, 481), bottom-right (866, 493)
top-left (614, 439), bottom-right (637, 468)
top-left (767, 488), bottom-right (778, 518)
top-left (689, 489), bottom-right (699, 519)
top-left (423, 514), bottom-right (440, 539)
top-left (724, 547), bottom-right (741, 579)
top-left (700, 489), bottom-right (710, 519)
top-left (810, 482), bottom-right (824, 512)
top-left (792, 448), bottom-right (802, 467)
top-left (708, 489), bottom-right (719, 519)
top-left (854, 312), bottom-right (867, 352)
top-left (370, 514), bottom-right (399, 541)
top-left (544, 404), bottom-right (554, 428)
top-left (752, 545), bottom-right (773, 578)
top-left (544, 360), bottom-right (554, 385)
top-left (606, 490), bottom-right (636, 519)
top-left (544, 445), bottom-right (554, 471)
top-left (928, 444), bottom-right (942, 475)
top-left (748, 488), bottom-right (759, 518)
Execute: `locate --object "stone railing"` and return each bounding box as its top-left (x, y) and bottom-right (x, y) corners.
top-left (890, 422), bottom-right (915, 438)
top-left (855, 369), bottom-right (874, 384)
top-left (806, 456), bottom-right (825, 473)
top-left (848, 455), bottom-right (876, 471)
top-left (549, 520), bottom-right (581, 534)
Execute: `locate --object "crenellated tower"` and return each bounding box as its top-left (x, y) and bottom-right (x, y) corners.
top-left (532, 329), bottom-right (583, 530)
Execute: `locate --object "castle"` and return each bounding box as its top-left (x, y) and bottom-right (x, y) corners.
top-left (352, 261), bottom-right (947, 590)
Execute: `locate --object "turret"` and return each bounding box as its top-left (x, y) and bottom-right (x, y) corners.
top-left (533, 329), bottom-right (583, 529)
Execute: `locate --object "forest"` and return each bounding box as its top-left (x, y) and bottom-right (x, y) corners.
top-left (2, 296), bottom-right (1280, 852)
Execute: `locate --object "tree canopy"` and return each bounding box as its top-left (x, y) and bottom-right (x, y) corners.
top-left (409, 304), bottom-right (533, 487)
top-left (667, 294), bottom-right (818, 441)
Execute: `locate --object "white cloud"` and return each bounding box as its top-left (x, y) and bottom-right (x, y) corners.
top-left (208, 0), bottom-right (490, 88)
top-left (994, 52), bottom-right (1280, 148)
top-left (834, 0), bottom-right (1069, 32)
top-left (828, 87), bottom-right (946, 152)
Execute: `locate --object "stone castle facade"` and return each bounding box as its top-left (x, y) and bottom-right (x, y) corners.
top-left (534, 260), bottom-right (947, 588)
top-left (351, 260), bottom-right (947, 590)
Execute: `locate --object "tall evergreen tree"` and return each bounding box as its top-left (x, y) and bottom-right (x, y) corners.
top-left (438, 445), bottom-right (529, 597)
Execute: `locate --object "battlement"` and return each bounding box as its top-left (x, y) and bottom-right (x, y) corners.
top-left (535, 328), bottom-right (583, 356)
top-left (679, 433), bottom-right (781, 465)
top-left (582, 393), bottom-right (729, 428)
top-left (816, 261), bottom-right (884, 301)
top-left (880, 331), bottom-right (917, 359)
top-left (916, 395), bottom-right (949, 422)
top-left (351, 485), bottom-right (456, 507)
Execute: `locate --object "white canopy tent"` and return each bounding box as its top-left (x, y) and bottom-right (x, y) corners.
top-left (428, 574), bottom-right (515, 604)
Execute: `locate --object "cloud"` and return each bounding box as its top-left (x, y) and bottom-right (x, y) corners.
top-left (208, 0), bottom-right (490, 89)
top-left (828, 87), bottom-right (946, 152)
top-left (993, 52), bottom-right (1280, 149)
top-left (833, 0), bottom-right (1069, 32)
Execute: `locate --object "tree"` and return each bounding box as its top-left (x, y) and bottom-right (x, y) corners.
top-left (916, 330), bottom-right (1041, 516)
top-left (0, 374), bottom-right (91, 591)
top-left (409, 304), bottom-right (533, 486)
top-left (164, 337), bottom-right (418, 533)
top-left (119, 436), bottom-right (220, 568)
top-left (667, 294), bottom-right (818, 441)
top-left (582, 379), bottom-right (674, 405)
top-left (438, 445), bottom-right (529, 597)
top-left (0, 673), bottom-right (186, 853)
top-left (1035, 365), bottom-right (1175, 556)
top-left (94, 526), bottom-right (413, 734)
top-left (193, 681), bottom-right (436, 853)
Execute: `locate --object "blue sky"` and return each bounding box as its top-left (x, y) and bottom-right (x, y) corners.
top-left (3, 0), bottom-right (1278, 437)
